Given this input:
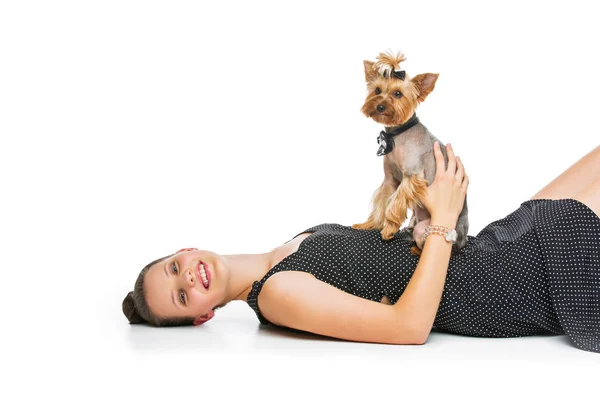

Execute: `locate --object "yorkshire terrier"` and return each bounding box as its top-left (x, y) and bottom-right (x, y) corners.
top-left (352, 50), bottom-right (468, 255)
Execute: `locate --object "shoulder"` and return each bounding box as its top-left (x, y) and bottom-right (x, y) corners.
top-left (257, 271), bottom-right (424, 345)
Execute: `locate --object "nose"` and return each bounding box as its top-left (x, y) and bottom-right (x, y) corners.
top-left (377, 104), bottom-right (385, 113)
top-left (185, 269), bottom-right (195, 287)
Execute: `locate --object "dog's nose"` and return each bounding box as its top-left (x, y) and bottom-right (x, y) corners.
top-left (377, 104), bottom-right (385, 113)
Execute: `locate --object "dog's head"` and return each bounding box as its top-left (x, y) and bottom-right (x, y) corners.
top-left (361, 50), bottom-right (438, 127)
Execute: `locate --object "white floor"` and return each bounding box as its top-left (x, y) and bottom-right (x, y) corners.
top-left (3, 1), bottom-right (600, 399)
top-left (89, 298), bottom-right (599, 399)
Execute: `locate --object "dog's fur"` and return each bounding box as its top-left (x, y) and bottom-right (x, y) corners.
top-left (352, 50), bottom-right (468, 255)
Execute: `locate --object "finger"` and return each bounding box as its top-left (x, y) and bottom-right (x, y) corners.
top-left (461, 174), bottom-right (469, 191)
top-left (445, 143), bottom-right (456, 175)
top-left (433, 141), bottom-right (445, 179)
top-left (455, 156), bottom-right (465, 182)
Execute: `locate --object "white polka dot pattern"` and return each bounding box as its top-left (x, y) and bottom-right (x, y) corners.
top-left (247, 199), bottom-right (599, 353)
top-left (534, 199), bottom-right (600, 353)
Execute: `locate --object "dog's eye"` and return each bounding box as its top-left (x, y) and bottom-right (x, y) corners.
top-left (394, 90), bottom-right (402, 98)
top-left (375, 87), bottom-right (381, 95)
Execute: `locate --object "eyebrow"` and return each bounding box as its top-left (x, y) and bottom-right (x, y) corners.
top-left (171, 291), bottom-right (178, 310)
top-left (164, 262), bottom-right (181, 311)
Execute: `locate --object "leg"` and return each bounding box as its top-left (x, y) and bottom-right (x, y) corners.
top-left (381, 174), bottom-right (428, 240)
top-left (352, 182), bottom-right (397, 230)
top-left (532, 145), bottom-right (600, 200)
top-left (353, 158), bottom-right (400, 231)
top-left (573, 176), bottom-right (600, 218)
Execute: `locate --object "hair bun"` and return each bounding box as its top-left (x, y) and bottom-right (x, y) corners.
top-left (122, 291), bottom-right (146, 324)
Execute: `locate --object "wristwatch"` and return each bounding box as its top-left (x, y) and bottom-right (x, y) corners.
top-left (423, 225), bottom-right (457, 244)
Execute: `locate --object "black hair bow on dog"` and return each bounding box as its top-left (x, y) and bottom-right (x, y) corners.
top-left (392, 70), bottom-right (406, 80)
top-left (383, 70), bottom-right (406, 80)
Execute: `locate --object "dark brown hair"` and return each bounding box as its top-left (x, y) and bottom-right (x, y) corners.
top-left (122, 254), bottom-right (195, 327)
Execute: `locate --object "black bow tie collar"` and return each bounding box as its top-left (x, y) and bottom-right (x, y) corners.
top-left (376, 114), bottom-right (420, 156)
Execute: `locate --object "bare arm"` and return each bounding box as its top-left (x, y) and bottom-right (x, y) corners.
top-left (260, 235), bottom-right (457, 345)
top-left (260, 142), bottom-right (468, 345)
top-left (393, 142), bottom-right (468, 341)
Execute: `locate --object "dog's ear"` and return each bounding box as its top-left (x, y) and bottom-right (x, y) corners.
top-left (364, 60), bottom-right (377, 82)
top-left (411, 73), bottom-right (439, 102)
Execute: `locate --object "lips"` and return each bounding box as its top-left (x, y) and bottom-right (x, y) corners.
top-left (196, 261), bottom-right (211, 289)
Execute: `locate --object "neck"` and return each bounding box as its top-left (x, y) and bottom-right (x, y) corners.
top-left (221, 252), bottom-right (273, 304)
top-left (384, 113), bottom-right (420, 135)
top-left (376, 113), bottom-right (422, 156)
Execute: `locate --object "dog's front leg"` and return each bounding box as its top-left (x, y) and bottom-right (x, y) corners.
top-left (381, 173), bottom-right (429, 240)
top-left (352, 158), bottom-right (400, 231)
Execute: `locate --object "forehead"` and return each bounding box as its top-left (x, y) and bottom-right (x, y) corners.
top-left (370, 76), bottom-right (412, 90)
top-left (144, 258), bottom-right (177, 318)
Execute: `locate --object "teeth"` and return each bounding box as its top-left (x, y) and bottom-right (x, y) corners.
top-left (199, 263), bottom-right (209, 287)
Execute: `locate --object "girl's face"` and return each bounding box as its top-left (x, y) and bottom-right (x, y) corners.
top-left (144, 248), bottom-right (228, 325)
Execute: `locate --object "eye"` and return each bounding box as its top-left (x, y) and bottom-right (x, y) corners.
top-left (171, 262), bottom-right (178, 274)
top-left (394, 90), bottom-right (402, 98)
top-left (375, 87), bottom-right (381, 95)
top-left (179, 289), bottom-right (186, 305)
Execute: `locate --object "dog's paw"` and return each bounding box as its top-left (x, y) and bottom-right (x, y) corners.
top-left (352, 221), bottom-right (378, 230)
top-left (381, 225), bottom-right (399, 240)
top-left (410, 244), bottom-right (422, 256)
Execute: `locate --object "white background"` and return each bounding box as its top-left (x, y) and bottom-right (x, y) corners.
top-left (1, 0), bottom-right (599, 399)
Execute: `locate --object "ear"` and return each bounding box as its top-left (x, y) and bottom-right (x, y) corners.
top-left (364, 60), bottom-right (377, 82)
top-left (176, 248), bottom-right (198, 253)
top-left (193, 310), bottom-right (215, 326)
top-left (411, 73), bottom-right (439, 102)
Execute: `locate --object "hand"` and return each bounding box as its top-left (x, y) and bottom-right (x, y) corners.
top-left (421, 142), bottom-right (469, 228)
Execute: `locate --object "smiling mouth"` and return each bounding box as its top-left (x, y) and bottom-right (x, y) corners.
top-left (196, 261), bottom-right (211, 289)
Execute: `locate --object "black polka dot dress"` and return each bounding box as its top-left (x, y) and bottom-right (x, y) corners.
top-left (247, 199), bottom-right (600, 353)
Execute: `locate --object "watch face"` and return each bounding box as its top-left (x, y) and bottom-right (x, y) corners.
top-left (446, 230), bottom-right (458, 243)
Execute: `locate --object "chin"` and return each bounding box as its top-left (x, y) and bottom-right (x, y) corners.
top-left (372, 115), bottom-right (395, 126)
